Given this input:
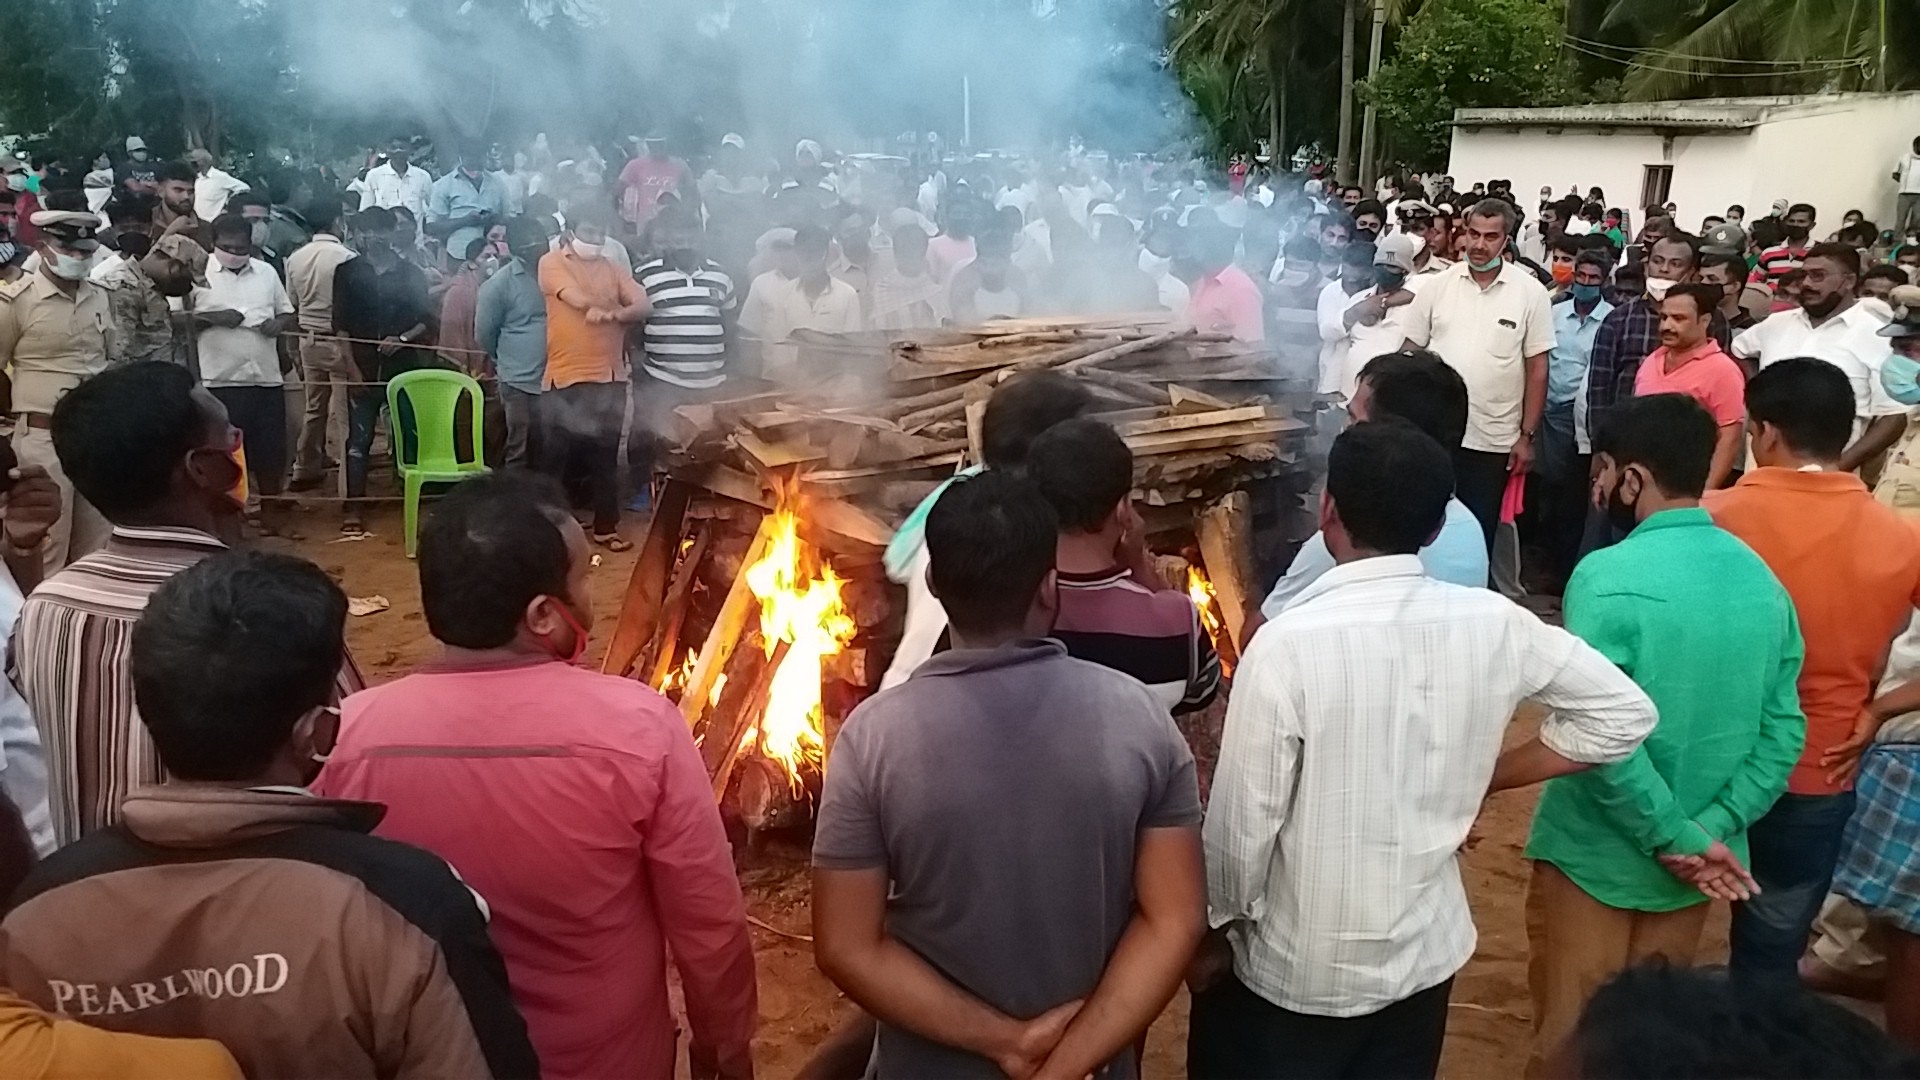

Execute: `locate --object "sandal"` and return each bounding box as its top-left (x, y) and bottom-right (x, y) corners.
top-left (592, 533), bottom-right (634, 553)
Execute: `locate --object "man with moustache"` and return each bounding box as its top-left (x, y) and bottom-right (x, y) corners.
top-left (101, 232), bottom-right (204, 368)
top-left (1583, 232), bottom-right (1729, 446)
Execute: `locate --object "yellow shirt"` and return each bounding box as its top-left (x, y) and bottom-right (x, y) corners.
top-left (0, 273), bottom-right (113, 415)
top-left (0, 989), bottom-right (242, 1080)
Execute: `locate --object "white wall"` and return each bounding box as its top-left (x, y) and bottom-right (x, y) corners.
top-left (1447, 95), bottom-right (1920, 234)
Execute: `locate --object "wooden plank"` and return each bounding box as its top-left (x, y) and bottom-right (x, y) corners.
top-left (682, 515), bottom-right (778, 733)
top-left (598, 480), bottom-right (694, 679)
top-left (965, 398), bottom-right (988, 467)
top-left (675, 462), bottom-right (774, 509)
top-left (709, 639), bottom-right (793, 798)
top-left (1125, 418), bottom-right (1304, 457)
top-left (735, 432), bottom-right (827, 469)
top-left (1197, 491), bottom-right (1254, 654)
top-left (1058, 328), bottom-right (1193, 372)
top-left (802, 451), bottom-right (965, 483)
top-left (1169, 384), bottom-right (1235, 412)
top-left (801, 496), bottom-right (895, 548)
top-left (1116, 404), bottom-right (1280, 438)
top-left (640, 524), bottom-right (713, 690)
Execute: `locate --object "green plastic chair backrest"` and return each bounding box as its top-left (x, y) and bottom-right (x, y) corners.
top-left (387, 369), bottom-right (485, 474)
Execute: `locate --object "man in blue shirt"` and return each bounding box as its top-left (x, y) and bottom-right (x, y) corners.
top-left (1539, 250), bottom-right (1613, 587)
top-left (1262, 348), bottom-right (1488, 617)
top-left (425, 139), bottom-right (508, 266)
top-left (474, 217), bottom-right (549, 469)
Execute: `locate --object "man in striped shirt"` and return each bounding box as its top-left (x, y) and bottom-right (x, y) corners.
top-left (1024, 417), bottom-right (1221, 715)
top-left (9, 362), bottom-right (363, 845)
top-left (630, 208), bottom-right (736, 491)
top-left (1750, 203), bottom-right (1816, 286)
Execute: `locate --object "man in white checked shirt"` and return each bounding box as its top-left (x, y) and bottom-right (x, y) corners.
top-left (1189, 419), bottom-right (1656, 1080)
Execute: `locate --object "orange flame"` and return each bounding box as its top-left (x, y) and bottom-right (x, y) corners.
top-left (1187, 564), bottom-right (1232, 675)
top-left (744, 506), bottom-right (856, 789)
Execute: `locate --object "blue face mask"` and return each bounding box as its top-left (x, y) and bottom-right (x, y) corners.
top-left (1570, 282), bottom-right (1603, 304)
top-left (1882, 348), bottom-right (1920, 406)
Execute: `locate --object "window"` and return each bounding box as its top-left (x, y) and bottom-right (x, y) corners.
top-left (1640, 165), bottom-right (1674, 210)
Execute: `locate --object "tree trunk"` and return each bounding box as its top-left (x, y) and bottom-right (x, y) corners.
top-left (1358, 0), bottom-right (1387, 189)
top-left (1267, 37), bottom-right (1286, 168)
top-left (1336, 0), bottom-right (1356, 185)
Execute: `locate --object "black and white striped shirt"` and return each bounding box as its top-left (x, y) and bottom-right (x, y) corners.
top-left (634, 257), bottom-right (736, 389)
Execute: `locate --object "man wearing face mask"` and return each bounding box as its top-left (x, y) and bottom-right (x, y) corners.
top-left (333, 206), bottom-right (433, 537)
top-left (0, 209), bottom-right (115, 571)
top-left (1317, 241), bottom-right (1377, 397)
top-left (1351, 199), bottom-right (1387, 243)
top-left (12, 362), bottom-right (364, 845)
top-left (101, 227), bottom-right (201, 368)
top-left (1732, 243), bottom-right (1909, 472)
top-left (315, 472), bottom-right (757, 1080)
top-left (358, 136), bottom-right (433, 227)
top-left (1332, 234), bottom-right (1421, 399)
top-left (1752, 203), bottom-right (1817, 287)
top-left (1697, 245), bottom-right (1755, 333)
top-left (1872, 289), bottom-right (1920, 513)
top-left (630, 207), bottom-right (737, 491)
top-left (475, 217), bottom-right (550, 471)
top-left (1400, 198), bottom-right (1559, 551)
top-left (1584, 232), bottom-right (1726, 449)
top-left (1545, 251), bottom-right (1615, 584)
top-left (1, 547), bottom-right (536, 1080)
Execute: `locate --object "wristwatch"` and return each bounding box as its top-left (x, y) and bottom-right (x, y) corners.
top-left (1519, 427), bottom-right (1538, 440)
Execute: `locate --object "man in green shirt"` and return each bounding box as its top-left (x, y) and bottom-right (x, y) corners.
top-left (1524, 392), bottom-right (1806, 1076)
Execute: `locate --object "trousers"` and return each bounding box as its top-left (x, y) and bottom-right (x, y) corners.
top-left (1188, 972), bottom-right (1453, 1080)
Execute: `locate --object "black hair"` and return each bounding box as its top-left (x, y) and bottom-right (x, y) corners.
top-left (41, 189), bottom-right (86, 213)
top-left (104, 191), bottom-right (157, 228)
top-left (1663, 282), bottom-right (1722, 319)
top-left (981, 370), bottom-right (1095, 469)
top-left (210, 213), bottom-right (251, 246)
top-left (1787, 202), bottom-right (1817, 219)
top-left (1569, 961), bottom-right (1918, 1080)
top-left (925, 470), bottom-right (1057, 635)
top-left (1318, 213), bottom-right (1354, 235)
top-left (306, 194), bottom-right (343, 233)
top-left (1326, 419), bottom-right (1453, 554)
top-left (1026, 418), bottom-right (1133, 532)
top-left (1465, 197), bottom-right (1518, 238)
top-left (1595, 393), bottom-right (1715, 498)
top-left (793, 224), bottom-right (831, 257)
top-left (159, 160), bottom-right (198, 185)
top-left (1864, 263), bottom-right (1909, 287)
top-left (1745, 358), bottom-right (1856, 460)
top-left (1750, 217), bottom-right (1786, 250)
top-left (1728, 203), bottom-right (1746, 215)
top-left (1342, 239), bottom-right (1377, 268)
top-left (1547, 235), bottom-right (1580, 257)
top-left (458, 235), bottom-right (489, 262)
top-left (131, 551), bottom-right (346, 781)
top-left (1282, 233), bottom-right (1323, 263)
top-left (1652, 231), bottom-right (1701, 266)
top-left (1804, 241), bottom-right (1861, 278)
top-left (1356, 348), bottom-right (1469, 452)
top-left (419, 471), bottom-right (575, 650)
top-left (355, 205), bottom-right (396, 233)
top-left (1353, 198), bottom-right (1387, 222)
top-left (1697, 250), bottom-right (1745, 280)
top-left (1839, 221), bottom-right (1880, 247)
top-left (1574, 249), bottom-right (1614, 278)
top-left (51, 362), bottom-right (208, 520)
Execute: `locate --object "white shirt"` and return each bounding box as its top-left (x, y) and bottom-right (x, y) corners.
top-left (358, 161), bottom-right (433, 221)
top-left (1899, 153), bottom-right (1920, 196)
top-left (738, 272), bottom-right (863, 374)
top-left (1730, 302), bottom-right (1905, 437)
top-left (191, 257), bottom-right (292, 387)
top-left (193, 166), bottom-right (251, 222)
top-left (1206, 557), bottom-right (1655, 1016)
top-left (1400, 261), bottom-right (1558, 453)
top-left (1316, 279), bottom-right (1369, 396)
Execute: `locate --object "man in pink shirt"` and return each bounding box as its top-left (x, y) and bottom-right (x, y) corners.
top-left (315, 472), bottom-right (756, 1080)
top-left (1635, 284), bottom-right (1747, 489)
top-left (618, 134), bottom-right (693, 237)
top-left (1185, 224), bottom-right (1265, 342)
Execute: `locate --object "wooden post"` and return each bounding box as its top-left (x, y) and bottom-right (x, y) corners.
top-left (599, 479), bottom-right (694, 678)
top-left (682, 514), bottom-right (778, 733)
top-left (709, 638), bottom-right (793, 799)
top-left (1196, 492), bottom-right (1254, 652)
top-left (641, 524), bottom-right (714, 691)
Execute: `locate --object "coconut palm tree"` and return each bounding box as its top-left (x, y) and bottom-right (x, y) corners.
top-left (1585, 0), bottom-right (1914, 99)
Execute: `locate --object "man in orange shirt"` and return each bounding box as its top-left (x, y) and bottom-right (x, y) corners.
top-left (539, 207), bottom-right (646, 550)
top-left (1707, 357), bottom-right (1920, 984)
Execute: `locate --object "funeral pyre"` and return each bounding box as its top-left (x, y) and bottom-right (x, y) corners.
top-left (601, 314), bottom-right (1321, 837)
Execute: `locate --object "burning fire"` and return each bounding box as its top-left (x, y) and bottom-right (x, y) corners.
top-left (1187, 564), bottom-right (1232, 674)
top-left (742, 506), bottom-right (857, 788)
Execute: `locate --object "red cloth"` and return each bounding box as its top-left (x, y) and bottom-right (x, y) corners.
top-left (1187, 265), bottom-right (1266, 343)
top-left (618, 156), bottom-right (686, 229)
top-left (1635, 339), bottom-right (1747, 426)
top-left (314, 656), bottom-right (758, 1080)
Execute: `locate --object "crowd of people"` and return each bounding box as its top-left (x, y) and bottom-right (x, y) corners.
top-left (0, 126), bottom-right (1919, 1079)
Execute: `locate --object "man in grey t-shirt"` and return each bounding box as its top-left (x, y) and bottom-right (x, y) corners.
top-left (812, 470), bottom-right (1206, 1080)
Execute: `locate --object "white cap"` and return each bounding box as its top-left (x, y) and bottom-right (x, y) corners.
top-left (795, 139), bottom-right (823, 164)
top-left (721, 132), bottom-right (746, 150)
top-left (124, 135), bottom-right (147, 152)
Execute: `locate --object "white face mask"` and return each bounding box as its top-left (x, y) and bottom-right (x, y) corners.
top-left (213, 248), bottom-right (250, 271)
top-left (46, 251), bottom-right (91, 280)
top-left (4, 174), bottom-right (25, 193)
top-left (570, 238), bottom-right (602, 260)
top-left (1646, 277), bottom-right (1677, 301)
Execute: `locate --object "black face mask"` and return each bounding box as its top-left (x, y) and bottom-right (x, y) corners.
top-left (116, 230), bottom-right (152, 260)
top-left (1375, 267), bottom-right (1408, 291)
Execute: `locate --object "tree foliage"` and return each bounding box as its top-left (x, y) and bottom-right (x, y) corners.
top-left (1365, 0), bottom-right (1576, 165)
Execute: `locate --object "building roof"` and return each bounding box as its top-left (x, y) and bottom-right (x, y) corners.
top-left (1454, 92), bottom-right (1920, 133)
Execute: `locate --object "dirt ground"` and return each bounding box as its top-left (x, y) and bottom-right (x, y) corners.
top-left (285, 496), bottom-right (1734, 1080)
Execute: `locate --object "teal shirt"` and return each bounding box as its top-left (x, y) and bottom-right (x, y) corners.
top-left (1525, 507), bottom-right (1807, 911)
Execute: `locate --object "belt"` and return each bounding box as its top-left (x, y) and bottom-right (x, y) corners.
top-left (13, 413), bottom-right (53, 431)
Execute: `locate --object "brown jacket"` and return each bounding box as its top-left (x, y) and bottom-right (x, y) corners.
top-left (0, 786), bottom-right (539, 1079)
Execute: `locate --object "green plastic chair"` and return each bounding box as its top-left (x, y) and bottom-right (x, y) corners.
top-left (387, 369), bottom-right (491, 557)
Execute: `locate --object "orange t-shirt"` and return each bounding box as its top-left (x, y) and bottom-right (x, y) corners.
top-left (538, 248), bottom-right (644, 389)
top-left (1707, 467), bottom-right (1920, 794)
